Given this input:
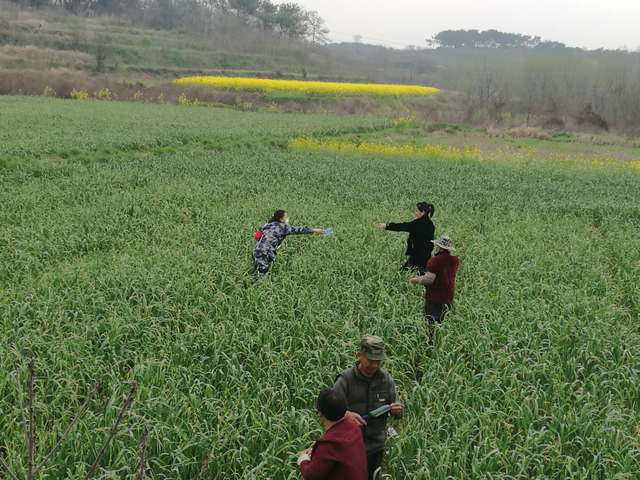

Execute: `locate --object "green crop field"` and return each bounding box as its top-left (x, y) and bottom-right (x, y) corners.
top-left (1, 96), bottom-right (639, 479)
top-left (0, 96), bottom-right (389, 159)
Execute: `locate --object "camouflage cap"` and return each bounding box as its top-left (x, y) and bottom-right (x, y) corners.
top-left (432, 234), bottom-right (455, 252)
top-left (359, 335), bottom-right (386, 361)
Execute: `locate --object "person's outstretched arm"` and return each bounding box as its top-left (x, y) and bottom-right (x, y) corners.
top-left (376, 221), bottom-right (415, 232)
top-left (286, 225), bottom-right (323, 235)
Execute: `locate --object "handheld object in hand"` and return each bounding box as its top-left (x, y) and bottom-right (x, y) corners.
top-left (362, 404), bottom-right (391, 420)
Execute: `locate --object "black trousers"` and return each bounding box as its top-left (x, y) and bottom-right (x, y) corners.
top-left (424, 301), bottom-right (450, 346)
top-left (402, 255), bottom-right (427, 275)
top-left (367, 450), bottom-right (384, 480)
top-left (424, 301), bottom-right (451, 325)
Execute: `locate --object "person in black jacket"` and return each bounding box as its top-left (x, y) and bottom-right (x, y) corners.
top-left (375, 202), bottom-right (435, 274)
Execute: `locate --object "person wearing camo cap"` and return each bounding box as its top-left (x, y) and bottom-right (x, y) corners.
top-left (333, 335), bottom-right (403, 480)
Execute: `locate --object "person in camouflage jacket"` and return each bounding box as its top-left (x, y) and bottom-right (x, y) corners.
top-left (252, 209), bottom-right (323, 277)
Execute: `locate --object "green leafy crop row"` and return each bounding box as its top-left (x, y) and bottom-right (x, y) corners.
top-left (1, 97), bottom-right (639, 479)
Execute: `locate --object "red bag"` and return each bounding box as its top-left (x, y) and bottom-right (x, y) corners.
top-left (253, 230), bottom-right (263, 241)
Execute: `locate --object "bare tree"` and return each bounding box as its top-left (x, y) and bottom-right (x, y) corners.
top-left (306, 10), bottom-right (329, 45)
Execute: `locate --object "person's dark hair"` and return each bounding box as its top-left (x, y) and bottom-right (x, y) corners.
top-left (316, 388), bottom-right (347, 422)
top-left (416, 202), bottom-right (435, 218)
top-left (270, 209), bottom-right (287, 223)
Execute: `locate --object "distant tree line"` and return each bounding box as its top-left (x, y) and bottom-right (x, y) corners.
top-left (6, 0), bottom-right (329, 42)
top-left (428, 29), bottom-right (567, 50)
top-left (433, 47), bottom-right (640, 131)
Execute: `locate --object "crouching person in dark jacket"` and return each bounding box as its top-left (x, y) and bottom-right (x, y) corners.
top-left (297, 388), bottom-right (368, 480)
top-left (333, 336), bottom-right (403, 480)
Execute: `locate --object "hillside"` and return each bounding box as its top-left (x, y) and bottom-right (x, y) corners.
top-left (2, 2), bottom-right (640, 133)
top-left (0, 3), bottom-right (436, 84)
top-left (0, 7), bottom-right (325, 80)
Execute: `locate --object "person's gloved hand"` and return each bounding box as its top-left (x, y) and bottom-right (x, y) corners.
top-left (297, 448), bottom-right (312, 466)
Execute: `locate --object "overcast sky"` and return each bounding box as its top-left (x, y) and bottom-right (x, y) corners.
top-left (292, 0), bottom-right (640, 50)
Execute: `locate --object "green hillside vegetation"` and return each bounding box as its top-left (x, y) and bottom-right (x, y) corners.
top-left (0, 7), bottom-right (330, 78)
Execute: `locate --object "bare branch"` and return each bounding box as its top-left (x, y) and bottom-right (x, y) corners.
top-left (196, 448), bottom-right (214, 480)
top-left (34, 382), bottom-right (102, 476)
top-left (0, 447), bottom-right (20, 480)
top-left (135, 425), bottom-right (149, 480)
top-left (14, 364), bottom-right (28, 442)
top-left (84, 382), bottom-right (137, 480)
top-left (27, 360), bottom-right (36, 480)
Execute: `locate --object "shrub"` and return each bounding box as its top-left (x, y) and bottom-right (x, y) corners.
top-left (43, 86), bottom-right (56, 97)
top-left (576, 104), bottom-right (609, 131)
top-left (394, 116), bottom-right (418, 129)
top-left (96, 87), bottom-right (112, 100)
top-left (426, 123), bottom-right (462, 134)
top-left (70, 88), bottom-right (89, 100)
top-left (178, 93), bottom-right (190, 106)
top-left (552, 132), bottom-right (574, 142)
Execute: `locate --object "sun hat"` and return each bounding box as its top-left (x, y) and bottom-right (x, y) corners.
top-left (432, 234), bottom-right (455, 251)
top-left (359, 335), bottom-right (386, 361)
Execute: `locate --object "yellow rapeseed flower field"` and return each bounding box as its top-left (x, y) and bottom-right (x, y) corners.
top-left (289, 138), bottom-right (479, 161)
top-left (175, 76), bottom-right (440, 96)
top-left (290, 138), bottom-right (640, 173)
